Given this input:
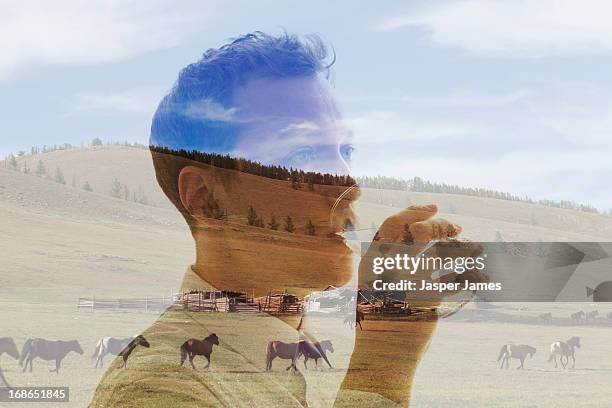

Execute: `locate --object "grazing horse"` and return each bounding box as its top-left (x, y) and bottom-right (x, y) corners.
top-left (180, 333), bottom-right (219, 369)
top-left (299, 340), bottom-right (334, 369)
top-left (344, 310), bottom-right (364, 330)
top-left (266, 341), bottom-right (301, 371)
top-left (0, 337), bottom-right (20, 387)
top-left (92, 335), bottom-right (150, 369)
top-left (548, 336), bottom-right (580, 369)
top-left (570, 311), bottom-right (585, 324)
top-left (497, 344), bottom-right (536, 369)
top-left (586, 310), bottom-right (599, 321)
top-left (539, 312), bottom-right (552, 323)
top-left (19, 338), bottom-right (83, 373)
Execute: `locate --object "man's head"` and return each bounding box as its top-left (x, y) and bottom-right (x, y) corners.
top-left (149, 32), bottom-right (357, 294)
top-left (151, 32), bottom-right (354, 227)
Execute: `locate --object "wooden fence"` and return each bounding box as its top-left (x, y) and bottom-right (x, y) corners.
top-left (77, 296), bottom-right (174, 312)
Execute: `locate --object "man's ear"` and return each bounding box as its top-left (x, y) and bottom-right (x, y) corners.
top-left (178, 165), bottom-right (224, 220)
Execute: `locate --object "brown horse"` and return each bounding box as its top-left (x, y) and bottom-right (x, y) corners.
top-left (19, 338), bottom-right (83, 373)
top-left (117, 335), bottom-right (150, 369)
top-left (266, 341), bottom-right (300, 371)
top-left (180, 333), bottom-right (219, 369)
top-left (299, 340), bottom-right (334, 369)
top-left (344, 310), bottom-right (364, 330)
top-left (0, 337), bottom-right (20, 387)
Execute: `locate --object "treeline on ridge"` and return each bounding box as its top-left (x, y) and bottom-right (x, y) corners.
top-left (150, 146), bottom-right (356, 187)
top-left (357, 175), bottom-right (601, 214)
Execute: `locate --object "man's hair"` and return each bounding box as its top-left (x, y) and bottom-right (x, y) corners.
top-left (150, 32), bottom-right (333, 227)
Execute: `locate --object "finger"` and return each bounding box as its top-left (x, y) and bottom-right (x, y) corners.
top-left (409, 218), bottom-right (462, 243)
top-left (374, 204), bottom-right (438, 243)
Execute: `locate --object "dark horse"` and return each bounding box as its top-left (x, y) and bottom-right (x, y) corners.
top-left (116, 335), bottom-right (150, 369)
top-left (299, 340), bottom-right (334, 369)
top-left (344, 310), bottom-right (364, 330)
top-left (19, 338), bottom-right (83, 373)
top-left (180, 333), bottom-right (219, 369)
top-left (92, 335), bottom-right (150, 368)
top-left (0, 337), bottom-right (20, 387)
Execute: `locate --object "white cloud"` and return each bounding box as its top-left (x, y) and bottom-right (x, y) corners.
top-left (65, 86), bottom-right (167, 116)
top-left (281, 121), bottom-right (320, 133)
top-left (347, 96), bottom-right (612, 209)
top-left (184, 99), bottom-right (238, 122)
top-left (0, 0), bottom-right (212, 79)
top-left (345, 111), bottom-right (486, 145)
top-left (372, 0), bottom-right (612, 57)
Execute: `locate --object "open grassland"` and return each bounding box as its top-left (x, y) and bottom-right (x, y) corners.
top-left (4, 305), bottom-right (612, 407)
top-left (2, 147), bottom-right (612, 406)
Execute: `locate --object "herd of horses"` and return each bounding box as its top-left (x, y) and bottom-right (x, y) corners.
top-left (0, 333), bottom-right (336, 387)
top-left (539, 310), bottom-right (612, 324)
top-left (497, 336), bottom-right (581, 370)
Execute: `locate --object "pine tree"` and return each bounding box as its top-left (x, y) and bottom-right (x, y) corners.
top-left (110, 179), bottom-right (122, 198)
top-left (401, 224), bottom-right (413, 244)
top-left (82, 181), bottom-right (93, 192)
top-left (494, 231), bottom-right (507, 253)
top-left (306, 219), bottom-right (316, 235)
top-left (138, 194), bottom-right (149, 206)
top-left (247, 206), bottom-right (258, 226)
top-left (7, 154), bottom-right (18, 170)
top-left (91, 137), bottom-right (103, 147)
top-left (122, 185), bottom-right (129, 200)
top-left (54, 167), bottom-right (66, 184)
top-left (35, 160), bottom-right (45, 177)
top-left (284, 216), bottom-right (295, 233)
top-left (268, 216), bottom-right (279, 230)
top-left (308, 180), bottom-right (315, 191)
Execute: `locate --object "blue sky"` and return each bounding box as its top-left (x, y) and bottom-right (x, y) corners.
top-left (1, 0), bottom-right (611, 210)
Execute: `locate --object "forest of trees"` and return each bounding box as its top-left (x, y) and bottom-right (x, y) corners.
top-left (110, 178), bottom-right (150, 205)
top-left (244, 205), bottom-right (313, 235)
top-left (357, 175), bottom-right (602, 214)
top-left (1, 139), bottom-right (156, 206)
top-left (150, 146), bottom-right (356, 187)
top-left (2, 140), bottom-right (608, 216)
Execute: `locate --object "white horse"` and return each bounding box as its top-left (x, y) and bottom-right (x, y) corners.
top-left (497, 344), bottom-right (536, 369)
top-left (92, 336), bottom-right (135, 368)
top-left (548, 336), bottom-right (580, 369)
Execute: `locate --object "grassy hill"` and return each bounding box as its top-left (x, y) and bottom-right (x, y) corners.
top-left (2, 143), bottom-right (610, 302)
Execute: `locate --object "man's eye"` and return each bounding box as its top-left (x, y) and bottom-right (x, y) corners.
top-left (288, 147), bottom-right (314, 163)
top-left (341, 145), bottom-right (355, 161)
